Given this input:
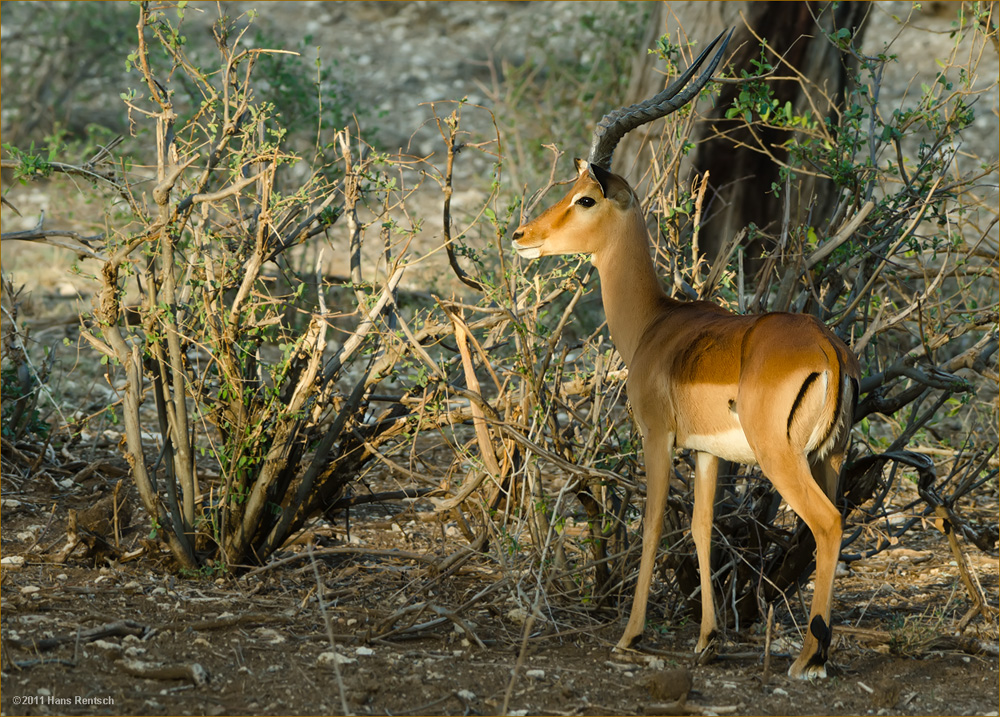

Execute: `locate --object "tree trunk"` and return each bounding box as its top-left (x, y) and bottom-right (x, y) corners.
top-left (617, 1), bottom-right (870, 259)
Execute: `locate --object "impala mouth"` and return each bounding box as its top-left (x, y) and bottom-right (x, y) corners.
top-left (512, 240), bottom-right (542, 260)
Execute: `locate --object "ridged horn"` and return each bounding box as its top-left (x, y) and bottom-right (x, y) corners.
top-left (587, 28), bottom-right (733, 170)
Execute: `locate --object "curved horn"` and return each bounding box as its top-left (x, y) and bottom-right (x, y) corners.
top-left (587, 28), bottom-right (734, 170)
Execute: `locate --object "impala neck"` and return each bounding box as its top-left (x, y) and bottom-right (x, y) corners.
top-left (591, 212), bottom-right (672, 367)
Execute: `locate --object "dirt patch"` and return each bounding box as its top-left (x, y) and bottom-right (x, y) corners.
top-left (2, 471), bottom-right (998, 716)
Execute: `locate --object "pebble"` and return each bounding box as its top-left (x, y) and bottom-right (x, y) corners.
top-left (506, 607), bottom-right (528, 624)
top-left (317, 651), bottom-right (356, 667)
top-left (646, 667), bottom-right (693, 702)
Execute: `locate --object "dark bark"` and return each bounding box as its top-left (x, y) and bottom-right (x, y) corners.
top-left (693, 2), bottom-right (871, 260)
top-left (616, 2), bottom-right (870, 260)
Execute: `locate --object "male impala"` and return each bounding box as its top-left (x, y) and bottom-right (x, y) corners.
top-left (511, 30), bottom-right (860, 679)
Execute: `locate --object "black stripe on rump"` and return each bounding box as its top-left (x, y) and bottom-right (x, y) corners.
top-left (787, 372), bottom-right (821, 439)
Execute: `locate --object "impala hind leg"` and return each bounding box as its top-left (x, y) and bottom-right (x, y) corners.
top-left (758, 450), bottom-right (843, 679)
top-left (616, 433), bottom-right (674, 650)
top-left (692, 452), bottom-right (720, 658)
top-left (811, 449), bottom-right (845, 504)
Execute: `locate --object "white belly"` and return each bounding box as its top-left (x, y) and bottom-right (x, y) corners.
top-left (681, 428), bottom-right (757, 465)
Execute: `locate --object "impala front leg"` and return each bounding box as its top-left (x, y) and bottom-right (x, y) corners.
top-left (616, 432), bottom-right (674, 651)
top-left (692, 452), bottom-right (720, 658)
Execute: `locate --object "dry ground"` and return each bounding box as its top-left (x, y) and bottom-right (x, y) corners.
top-left (1, 461), bottom-right (997, 716)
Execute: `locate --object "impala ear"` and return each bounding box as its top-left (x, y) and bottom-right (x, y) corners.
top-left (588, 163), bottom-right (634, 209)
top-left (586, 162), bottom-right (614, 198)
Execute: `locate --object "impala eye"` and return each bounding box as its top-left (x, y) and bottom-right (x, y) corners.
top-left (575, 196), bottom-right (597, 208)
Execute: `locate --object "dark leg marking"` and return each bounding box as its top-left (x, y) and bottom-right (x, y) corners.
top-left (807, 615), bottom-right (832, 666)
top-left (786, 372), bottom-right (820, 439)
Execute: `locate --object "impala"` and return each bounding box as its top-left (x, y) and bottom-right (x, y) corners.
top-left (511, 30), bottom-right (861, 679)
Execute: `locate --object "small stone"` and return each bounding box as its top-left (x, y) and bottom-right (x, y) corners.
top-left (647, 667), bottom-right (693, 703)
top-left (317, 651), bottom-right (355, 667)
top-left (525, 669), bottom-right (545, 680)
top-left (506, 607), bottom-right (528, 625)
top-left (871, 677), bottom-right (902, 709)
top-left (189, 663), bottom-right (209, 686)
top-left (92, 640), bottom-right (123, 658)
top-left (256, 628), bottom-right (285, 644)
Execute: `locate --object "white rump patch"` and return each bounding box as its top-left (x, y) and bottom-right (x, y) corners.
top-left (807, 370), bottom-right (852, 461)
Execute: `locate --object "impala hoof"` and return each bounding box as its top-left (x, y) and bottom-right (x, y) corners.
top-left (614, 635), bottom-right (641, 653)
top-left (788, 660), bottom-right (828, 680)
top-left (787, 616), bottom-right (832, 678)
top-left (612, 644), bottom-right (629, 655)
top-left (693, 630), bottom-right (718, 666)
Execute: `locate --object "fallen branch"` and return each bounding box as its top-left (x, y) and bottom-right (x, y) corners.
top-left (241, 545), bottom-right (437, 579)
top-left (837, 626), bottom-right (1000, 657)
top-left (328, 487), bottom-right (439, 509)
top-left (116, 658), bottom-right (209, 685)
top-left (6, 620), bottom-right (147, 652)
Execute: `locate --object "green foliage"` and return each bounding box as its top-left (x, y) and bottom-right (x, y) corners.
top-left (27, 4), bottom-right (426, 571)
top-left (1, 143), bottom-right (56, 183)
top-left (725, 44), bottom-right (777, 123)
top-left (0, 365), bottom-right (50, 441)
top-left (1, 2), bottom-right (136, 146)
top-left (246, 30), bottom-right (375, 149)
top-left (487, 2), bottom-right (653, 180)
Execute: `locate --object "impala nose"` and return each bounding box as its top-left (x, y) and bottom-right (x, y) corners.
top-left (511, 229), bottom-right (523, 242)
